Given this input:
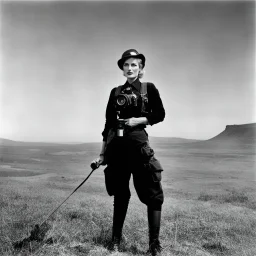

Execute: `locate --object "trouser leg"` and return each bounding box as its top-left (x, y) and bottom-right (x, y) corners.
top-left (112, 196), bottom-right (130, 246)
top-left (148, 207), bottom-right (162, 256)
top-left (132, 164), bottom-right (164, 255)
top-left (111, 166), bottom-right (131, 249)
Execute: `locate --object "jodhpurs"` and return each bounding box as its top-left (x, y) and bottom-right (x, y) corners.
top-left (104, 130), bottom-right (164, 210)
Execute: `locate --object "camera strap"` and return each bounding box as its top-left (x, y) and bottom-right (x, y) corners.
top-left (114, 85), bottom-right (123, 97)
top-left (140, 82), bottom-right (148, 115)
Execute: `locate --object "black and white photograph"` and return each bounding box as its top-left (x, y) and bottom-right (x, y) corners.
top-left (0, 1), bottom-right (255, 255)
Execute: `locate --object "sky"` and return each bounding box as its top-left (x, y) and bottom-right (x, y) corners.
top-left (0, 0), bottom-right (255, 142)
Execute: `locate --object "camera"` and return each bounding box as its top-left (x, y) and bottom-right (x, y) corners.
top-left (115, 87), bottom-right (137, 110)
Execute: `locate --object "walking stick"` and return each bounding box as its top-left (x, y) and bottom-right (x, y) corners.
top-left (39, 161), bottom-right (100, 227)
top-left (13, 161), bottom-right (101, 249)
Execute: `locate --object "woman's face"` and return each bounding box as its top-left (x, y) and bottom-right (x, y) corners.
top-left (123, 58), bottom-right (141, 80)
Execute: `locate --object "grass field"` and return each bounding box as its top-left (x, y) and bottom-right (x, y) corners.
top-left (0, 136), bottom-right (255, 256)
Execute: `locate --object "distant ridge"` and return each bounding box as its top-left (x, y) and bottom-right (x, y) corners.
top-left (0, 138), bottom-right (65, 147)
top-left (0, 138), bottom-right (21, 146)
top-left (0, 137), bottom-right (199, 146)
top-left (208, 123), bottom-right (256, 143)
top-left (149, 136), bottom-right (200, 144)
top-left (1, 123), bottom-right (255, 146)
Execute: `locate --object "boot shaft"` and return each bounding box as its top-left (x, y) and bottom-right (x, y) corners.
top-left (148, 209), bottom-right (162, 256)
top-left (111, 198), bottom-right (129, 249)
top-left (148, 209), bottom-right (161, 228)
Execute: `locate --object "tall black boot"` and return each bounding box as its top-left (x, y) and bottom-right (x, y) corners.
top-left (111, 197), bottom-right (129, 251)
top-left (148, 208), bottom-right (162, 256)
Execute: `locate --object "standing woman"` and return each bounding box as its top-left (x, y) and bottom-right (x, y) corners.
top-left (93, 49), bottom-right (165, 256)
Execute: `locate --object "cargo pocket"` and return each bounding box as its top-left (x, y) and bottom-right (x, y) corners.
top-left (140, 141), bottom-right (155, 162)
top-left (140, 142), bottom-right (163, 183)
top-left (148, 157), bottom-right (163, 182)
top-left (152, 171), bottom-right (162, 182)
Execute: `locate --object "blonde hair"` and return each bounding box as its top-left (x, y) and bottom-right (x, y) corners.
top-left (137, 58), bottom-right (145, 79)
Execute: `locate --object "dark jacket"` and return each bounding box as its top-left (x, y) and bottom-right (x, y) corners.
top-left (102, 78), bottom-right (165, 141)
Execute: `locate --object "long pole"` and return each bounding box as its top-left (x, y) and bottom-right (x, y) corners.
top-left (39, 162), bottom-right (100, 227)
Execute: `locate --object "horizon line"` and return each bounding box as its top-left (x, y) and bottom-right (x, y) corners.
top-left (0, 135), bottom-right (203, 144)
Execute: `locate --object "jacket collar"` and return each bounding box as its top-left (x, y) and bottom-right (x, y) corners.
top-left (123, 78), bottom-right (141, 92)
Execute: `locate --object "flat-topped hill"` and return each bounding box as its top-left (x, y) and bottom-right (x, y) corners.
top-left (208, 123), bottom-right (256, 144)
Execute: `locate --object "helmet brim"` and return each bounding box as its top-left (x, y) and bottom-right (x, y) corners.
top-left (117, 54), bottom-right (146, 70)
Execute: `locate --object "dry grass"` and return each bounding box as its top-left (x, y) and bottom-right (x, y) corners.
top-left (198, 189), bottom-right (256, 210)
top-left (0, 139), bottom-right (255, 255)
top-left (0, 173), bottom-right (255, 256)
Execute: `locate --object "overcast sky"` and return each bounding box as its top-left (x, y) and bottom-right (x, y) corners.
top-left (0, 0), bottom-right (255, 142)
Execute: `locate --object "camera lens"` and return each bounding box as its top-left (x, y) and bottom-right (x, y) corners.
top-left (116, 95), bottom-right (127, 106)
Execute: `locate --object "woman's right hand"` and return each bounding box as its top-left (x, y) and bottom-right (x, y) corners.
top-left (91, 154), bottom-right (106, 169)
top-left (98, 154), bottom-right (106, 166)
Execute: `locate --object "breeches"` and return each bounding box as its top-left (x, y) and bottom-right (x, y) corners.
top-left (104, 131), bottom-right (164, 210)
top-left (106, 165), bottom-right (164, 210)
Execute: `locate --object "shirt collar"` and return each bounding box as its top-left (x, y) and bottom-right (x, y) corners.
top-left (123, 78), bottom-right (141, 92)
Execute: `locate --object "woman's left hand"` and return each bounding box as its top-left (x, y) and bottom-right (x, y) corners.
top-left (124, 117), bottom-right (148, 127)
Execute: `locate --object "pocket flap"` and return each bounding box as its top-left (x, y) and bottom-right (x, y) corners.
top-left (141, 142), bottom-right (154, 160)
top-left (149, 157), bottom-right (163, 172)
